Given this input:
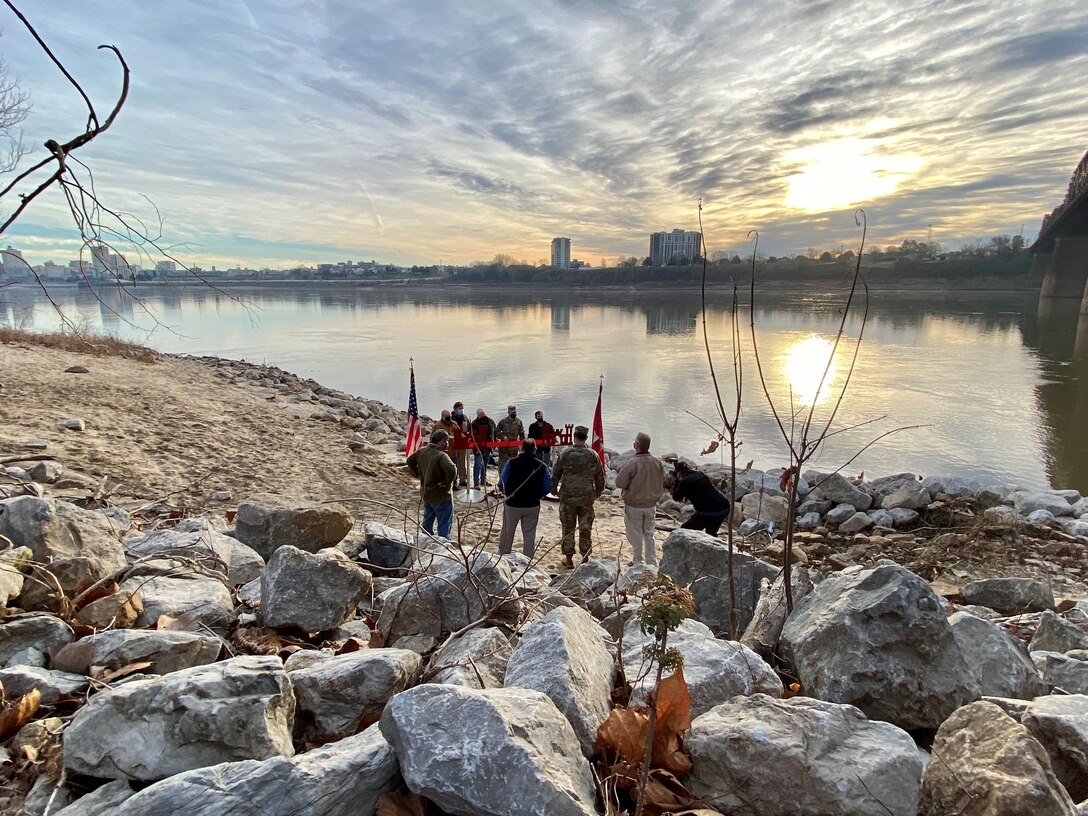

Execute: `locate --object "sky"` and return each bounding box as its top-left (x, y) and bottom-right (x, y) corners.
top-left (1, 0), bottom-right (1087, 269)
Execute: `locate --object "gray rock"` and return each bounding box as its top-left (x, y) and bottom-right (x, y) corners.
top-left (1030, 509), bottom-right (1059, 524)
top-left (107, 725), bottom-right (397, 816)
top-left (780, 563), bottom-right (978, 730)
top-left (615, 562), bottom-right (658, 593)
top-left (356, 521), bottom-right (413, 576)
top-left (377, 552), bottom-right (520, 642)
top-left (839, 511), bottom-right (872, 534)
top-left (826, 502), bottom-right (858, 524)
top-left (742, 567), bottom-right (815, 658)
top-left (0, 665), bottom-right (87, 703)
top-left (282, 650), bottom-right (334, 672)
top-left (124, 525), bottom-right (264, 586)
top-left (261, 545), bottom-right (372, 633)
top-left (622, 617), bottom-right (781, 717)
top-left (740, 491), bottom-right (789, 524)
top-left (63, 417), bottom-right (86, 431)
top-left (28, 460), bottom-right (63, 484)
top-left (867, 508), bottom-right (895, 528)
top-left (868, 472), bottom-right (922, 499)
top-left (889, 507), bottom-right (921, 528)
top-left (882, 483), bottom-right (932, 510)
top-left (0, 545), bottom-right (30, 604)
top-left (380, 684), bottom-right (597, 816)
top-left (795, 511), bottom-right (822, 530)
top-left (53, 781), bottom-right (134, 816)
top-left (949, 611), bottom-right (1049, 699)
top-left (0, 497), bottom-right (127, 611)
top-left (504, 606), bottom-right (615, 756)
top-left (23, 438), bottom-right (48, 450)
top-left (1014, 491), bottom-right (1076, 517)
top-left (806, 471), bottom-right (873, 510)
top-left (921, 475), bottom-right (984, 499)
top-left (118, 572), bottom-right (234, 631)
top-left (738, 518), bottom-right (766, 536)
top-left (291, 648), bottom-right (421, 742)
top-left (550, 559), bottom-right (619, 602)
top-left (1032, 611), bottom-right (1088, 653)
top-left (391, 634), bottom-right (437, 653)
top-left (658, 528), bottom-right (778, 636)
top-left (427, 627), bottom-right (512, 689)
top-left (1024, 694), bottom-right (1088, 803)
top-left (920, 700), bottom-right (1076, 816)
top-left (963, 577), bottom-right (1055, 614)
top-left (797, 497), bottom-right (834, 516)
top-left (52, 629), bottom-right (221, 676)
top-left (0, 613), bottom-right (73, 668)
top-left (63, 655), bottom-right (295, 780)
top-left (1034, 651), bottom-right (1088, 694)
top-left (234, 493), bottom-right (354, 559)
top-left (689, 694), bottom-right (926, 816)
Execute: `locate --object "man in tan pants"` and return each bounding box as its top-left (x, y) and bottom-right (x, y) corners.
top-left (615, 431), bottom-right (665, 565)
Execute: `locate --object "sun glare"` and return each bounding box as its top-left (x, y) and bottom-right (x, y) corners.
top-left (785, 138), bottom-right (922, 212)
top-left (784, 335), bottom-right (838, 407)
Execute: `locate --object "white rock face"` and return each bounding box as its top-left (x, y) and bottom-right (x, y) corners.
top-left (260, 545), bottom-right (372, 632)
top-left (740, 492), bottom-right (789, 524)
top-left (290, 648), bottom-right (422, 742)
top-left (380, 684), bottom-right (598, 816)
top-left (688, 694), bottom-right (926, 816)
top-left (234, 493), bottom-right (354, 559)
top-left (805, 471), bottom-right (873, 511)
top-left (949, 611), bottom-right (1049, 699)
top-left (124, 524), bottom-right (264, 586)
top-left (52, 629), bottom-right (221, 676)
top-left (426, 627), bottom-right (513, 689)
top-left (504, 606), bottom-right (616, 756)
top-left (118, 571), bottom-right (234, 631)
top-left (0, 613), bottom-right (73, 668)
top-left (622, 617), bottom-right (781, 717)
top-left (1024, 694), bottom-right (1088, 802)
top-left (105, 725), bottom-right (398, 816)
top-left (63, 655), bottom-right (295, 781)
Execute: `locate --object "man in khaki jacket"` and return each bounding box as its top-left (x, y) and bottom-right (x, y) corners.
top-left (406, 429), bottom-right (457, 539)
top-left (615, 431), bottom-right (665, 565)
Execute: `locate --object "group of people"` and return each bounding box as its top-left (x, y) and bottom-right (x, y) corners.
top-left (406, 409), bottom-right (733, 568)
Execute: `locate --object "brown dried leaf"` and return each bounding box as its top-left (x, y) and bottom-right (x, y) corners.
top-left (655, 669), bottom-right (691, 735)
top-left (642, 768), bottom-right (696, 815)
top-left (699, 440), bottom-right (719, 456)
top-left (335, 637), bottom-right (369, 655)
top-left (73, 581), bottom-right (119, 611)
top-left (376, 790), bottom-right (427, 816)
top-left (369, 629), bottom-right (385, 649)
top-left (0, 690), bottom-right (41, 740)
top-left (597, 706), bottom-right (650, 767)
top-left (231, 626), bottom-right (284, 656)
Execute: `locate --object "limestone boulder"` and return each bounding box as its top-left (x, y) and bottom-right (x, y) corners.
top-left (105, 725), bottom-right (397, 816)
top-left (839, 511), bottom-right (872, 534)
top-left (0, 613), bottom-right (73, 668)
top-left (291, 648), bottom-right (422, 742)
top-left (73, 588), bottom-right (143, 630)
top-left (689, 694), bottom-right (926, 816)
top-left (741, 566), bottom-right (815, 659)
top-left (118, 572), bottom-right (234, 631)
top-left (805, 471), bottom-right (873, 510)
top-left (921, 475), bottom-right (984, 499)
top-left (962, 577), bottom-right (1055, 614)
top-left (234, 494), bottom-right (354, 559)
top-left (260, 545), bottom-right (372, 633)
top-left (920, 700), bottom-right (1076, 816)
top-left (1033, 652), bottom-right (1088, 695)
top-left (124, 524), bottom-right (264, 586)
top-left (868, 473), bottom-right (922, 500)
top-left (739, 491), bottom-right (789, 524)
top-left (53, 780), bottom-right (134, 816)
top-left (380, 684), bottom-right (597, 816)
top-left (780, 563), bottom-right (978, 730)
top-left (1014, 492), bottom-right (1076, 518)
top-left (63, 655), bottom-right (295, 780)
top-left (1025, 695), bottom-right (1088, 802)
top-left (622, 617), bottom-right (781, 717)
top-left (1032, 610), bottom-right (1088, 653)
top-left (659, 528), bottom-right (778, 635)
top-left (0, 497), bottom-right (127, 611)
top-left (355, 521), bottom-right (413, 577)
top-left (949, 611), bottom-right (1049, 699)
top-left (52, 629), bottom-right (221, 676)
top-left (426, 627), bottom-right (512, 689)
top-left (550, 559), bottom-right (619, 603)
top-left (882, 482), bottom-right (932, 510)
top-left (504, 606), bottom-right (615, 756)
top-left (0, 665), bottom-right (87, 703)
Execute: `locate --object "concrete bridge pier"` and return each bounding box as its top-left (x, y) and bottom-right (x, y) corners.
top-left (1039, 237), bottom-right (1088, 302)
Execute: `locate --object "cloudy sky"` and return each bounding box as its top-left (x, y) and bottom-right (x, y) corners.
top-left (2, 0), bottom-right (1087, 268)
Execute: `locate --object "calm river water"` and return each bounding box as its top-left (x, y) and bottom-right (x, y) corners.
top-left (3, 282), bottom-right (1086, 493)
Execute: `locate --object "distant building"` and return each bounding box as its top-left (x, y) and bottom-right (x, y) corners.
top-left (649, 229), bottom-right (702, 266)
top-left (156, 260), bottom-right (177, 274)
top-left (551, 237), bottom-right (571, 269)
top-left (1, 245), bottom-right (24, 275)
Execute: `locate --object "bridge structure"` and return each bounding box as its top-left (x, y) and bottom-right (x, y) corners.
top-left (1031, 149), bottom-right (1088, 313)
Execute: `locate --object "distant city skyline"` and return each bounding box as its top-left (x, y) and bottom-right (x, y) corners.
top-left (2, 1), bottom-right (1086, 269)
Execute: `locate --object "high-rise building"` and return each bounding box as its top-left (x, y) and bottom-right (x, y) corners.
top-left (649, 229), bottom-right (702, 266)
top-left (551, 237), bottom-right (571, 269)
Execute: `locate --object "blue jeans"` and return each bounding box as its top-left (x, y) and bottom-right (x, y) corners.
top-left (473, 453), bottom-right (488, 487)
top-left (423, 498), bottom-right (454, 539)
top-left (535, 448), bottom-right (552, 467)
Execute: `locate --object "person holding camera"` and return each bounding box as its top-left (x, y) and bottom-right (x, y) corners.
top-left (671, 459), bottom-right (731, 536)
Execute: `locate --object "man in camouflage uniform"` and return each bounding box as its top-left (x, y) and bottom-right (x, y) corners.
top-left (495, 405), bottom-right (525, 475)
top-left (551, 425), bottom-right (606, 568)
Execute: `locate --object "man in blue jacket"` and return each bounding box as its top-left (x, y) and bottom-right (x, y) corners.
top-left (498, 439), bottom-right (552, 558)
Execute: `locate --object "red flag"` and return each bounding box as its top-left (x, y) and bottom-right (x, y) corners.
top-left (405, 364), bottom-right (423, 459)
top-left (591, 379), bottom-right (605, 466)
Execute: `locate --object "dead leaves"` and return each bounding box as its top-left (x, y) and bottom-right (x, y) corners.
top-left (0, 688), bottom-right (40, 740)
top-left (376, 790), bottom-right (428, 815)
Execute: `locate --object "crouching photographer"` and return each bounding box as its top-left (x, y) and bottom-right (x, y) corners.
top-left (671, 459), bottom-right (731, 536)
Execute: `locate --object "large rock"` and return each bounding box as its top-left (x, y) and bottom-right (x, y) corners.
top-left (0, 546), bottom-right (31, 603)
top-left (921, 475), bottom-right (984, 499)
top-left (622, 616), bottom-right (781, 717)
top-left (689, 694), bottom-right (926, 816)
top-left (740, 492), bottom-right (789, 524)
top-left (1032, 610), bottom-right (1088, 653)
top-left (355, 521), bottom-right (413, 577)
top-left (550, 559), bottom-right (620, 602)
top-left (1014, 492), bottom-right (1077, 518)
top-left (234, 494), bottom-right (354, 559)
top-left (291, 649), bottom-right (421, 742)
top-left (962, 577), bottom-right (1056, 614)
top-left (53, 780), bottom-right (135, 816)
top-left (1033, 652), bottom-right (1088, 695)
top-left (0, 665), bottom-right (87, 703)
top-left (377, 552), bottom-right (520, 642)
top-left (380, 684), bottom-right (597, 816)
top-left (260, 545), bottom-right (372, 632)
top-left (805, 471), bottom-right (873, 511)
top-left (659, 528), bottom-right (778, 636)
top-left (0, 612), bottom-right (73, 668)
top-left (63, 655), bottom-right (295, 780)
top-left (118, 571), bottom-right (234, 631)
top-left (950, 611), bottom-right (1049, 699)
top-left (52, 629), bottom-right (221, 676)
top-left (920, 700), bottom-right (1076, 815)
top-left (780, 563), bottom-right (978, 729)
top-left (124, 524), bottom-right (264, 586)
top-left (1025, 695), bottom-right (1088, 802)
top-left (0, 497), bottom-right (127, 610)
top-left (741, 566), bottom-right (815, 658)
top-left (426, 627), bottom-right (512, 689)
top-left (105, 725), bottom-right (397, 816)
top-left (868, 473), bottom-right (923, 500)
top-left (504, 606), bottom-right (615, 756)
top-left (882, 482), bottom-right (932, 510)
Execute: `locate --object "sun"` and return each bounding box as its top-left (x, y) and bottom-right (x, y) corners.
top-left (784, 334), bottom-right (838, 407)
top-left (785, 137), bottom-right (922, 212)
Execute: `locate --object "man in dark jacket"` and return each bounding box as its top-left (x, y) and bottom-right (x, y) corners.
top-left (527, 409), bottom-right (556, 466)
top-left (470, 408), bottom-right (497, 488)
top-left (498, 439), bottom-right (552, 557)
top-left (671, 460), bottom-right (731, 536)
top-left (406, 429), bottom-right (457, 539)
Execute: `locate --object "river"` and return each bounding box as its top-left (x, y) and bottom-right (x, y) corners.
top-left (3, 281), bottom-right (1086, 494)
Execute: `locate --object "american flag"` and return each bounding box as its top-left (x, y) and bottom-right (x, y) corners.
top-left (405, 363), bottom-right (423, 458)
